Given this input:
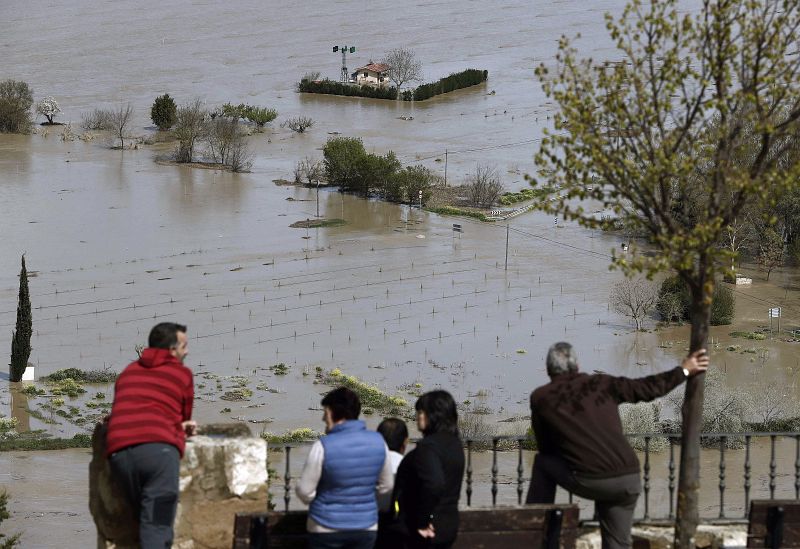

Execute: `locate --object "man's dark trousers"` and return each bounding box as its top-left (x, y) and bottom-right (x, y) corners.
top-left (526, 453), bottom-right (640, 549)
top-left (110, 442), bottom-right (180, 548)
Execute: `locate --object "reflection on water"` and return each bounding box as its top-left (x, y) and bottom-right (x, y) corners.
top-left (9, 383), bottom-right (30, 433)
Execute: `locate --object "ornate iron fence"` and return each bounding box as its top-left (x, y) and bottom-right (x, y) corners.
top-left (269, 431), bottom-right (800, 521)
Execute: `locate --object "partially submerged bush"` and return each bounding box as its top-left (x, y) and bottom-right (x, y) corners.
top-left (0, 79), bottom-right (33, 133)
top-left (317, 369), bottom-right (409, 417)
top-left (41, 368), bottom-right (117, 383)
top-left (262, 427), bottom-right (320, 445)
top-left (151, 93), bottom-right (177, 130)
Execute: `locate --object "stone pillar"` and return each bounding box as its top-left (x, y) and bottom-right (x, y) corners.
top-left (90, 423), bottom-right (269, 549)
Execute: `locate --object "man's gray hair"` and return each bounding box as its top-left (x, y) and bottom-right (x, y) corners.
top-left (546, 342), bottom-right (578, 376)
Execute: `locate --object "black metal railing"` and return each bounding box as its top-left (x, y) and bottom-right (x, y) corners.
top-left (269, 431), bottom-right (800, 521)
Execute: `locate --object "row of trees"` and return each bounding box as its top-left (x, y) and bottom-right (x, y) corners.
top-left (311, 136), bottom-right (505, 208)
top-left (318, 137), bottom-right (436, 203)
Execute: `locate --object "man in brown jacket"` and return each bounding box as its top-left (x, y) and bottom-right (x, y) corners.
top-left (526, 342), bottom-right (709, 549)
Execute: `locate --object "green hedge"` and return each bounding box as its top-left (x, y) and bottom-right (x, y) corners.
top-left (409, 69), bottom-right (488, 101)
top-left (298, 70), bottom-right (487, 102)
top-left (298, 79), bottom-right (397, 100)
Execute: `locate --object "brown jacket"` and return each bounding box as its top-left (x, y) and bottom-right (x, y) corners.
top-left (530, 367), bottom-right (685, 478)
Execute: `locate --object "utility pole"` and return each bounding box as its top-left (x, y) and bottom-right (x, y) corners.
top-left (504, 224), bottom-right (509, 271)
top-left (444, 149), bottom-right (448, 187)
top-left (316, 180), bottom-right (321, 218)
top-left (332, 45), bottom-right (356, 83)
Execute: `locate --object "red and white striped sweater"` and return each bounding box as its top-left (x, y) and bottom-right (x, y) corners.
top-left (105, 347), bottom-right (194, 458)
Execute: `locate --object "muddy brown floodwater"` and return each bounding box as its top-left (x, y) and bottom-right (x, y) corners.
top-left (1, 0), bottom-right (799, 546)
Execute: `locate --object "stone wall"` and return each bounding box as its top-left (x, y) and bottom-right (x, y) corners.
top-left (576, 524), bottom-right (748, 548)
top-left (90, 423), bottom-right (268, 549)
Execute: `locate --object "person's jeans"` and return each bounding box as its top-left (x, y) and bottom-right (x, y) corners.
top-left (109, 442), bottom-right (180, 549)
top-left (526, 453), bottom-right (640, 549)
top-left (307, 530), bottom-right (377, 549)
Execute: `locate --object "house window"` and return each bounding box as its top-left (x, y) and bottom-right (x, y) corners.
top-left (379, 77), bottom-right (384, 82)
top-left (364, 72), bottom-right (368, 77)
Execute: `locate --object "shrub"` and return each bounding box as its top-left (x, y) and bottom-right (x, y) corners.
top-left (323, 137), bottom-right (366, 190)
top-left (620, 402), bottom-right (668, 451)
top-left (710, 284), bottom-right (735, 325)
top-left (81, 108), bottom-right (110, 130)
top-left (656, 276), bottom-right (734, 325)
top-left (41, 367), bottom-right (117, 383)
top-left (0, 80), bottom-right (33, 133)
top-left (282, 116), bottom-right (315, 133)
top-left (173, 100), bottom-right (207, 163)
top-left (0, 489), bottom-right (21, 547)
top-left (244, 106), bottom-right (277, 128)
top-left (151, 94), bottom-right (177, 130)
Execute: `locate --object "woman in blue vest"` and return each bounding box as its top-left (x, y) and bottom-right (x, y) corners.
top-left (394, 391), bottom-right (465, 548)
top-left (296, 386), bottom-right (395, 549)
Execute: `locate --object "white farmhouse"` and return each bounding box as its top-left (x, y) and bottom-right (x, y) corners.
top-left (351, 62), bottom-right (391, 87)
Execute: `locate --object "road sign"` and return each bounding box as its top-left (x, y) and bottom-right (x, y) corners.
top-left (769, 307), bottom-right (781, 318)
top-left (452, 224), bottom-right (462, 233)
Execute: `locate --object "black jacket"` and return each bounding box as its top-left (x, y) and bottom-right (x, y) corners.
top-left (394, 431), bottom-right (465, 546)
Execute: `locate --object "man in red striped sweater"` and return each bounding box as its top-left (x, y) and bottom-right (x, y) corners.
top-left (106, 322), bottom-right (196, 548)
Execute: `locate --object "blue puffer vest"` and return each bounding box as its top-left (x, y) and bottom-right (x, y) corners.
top-left (309, 420), bottom-right (386, 530)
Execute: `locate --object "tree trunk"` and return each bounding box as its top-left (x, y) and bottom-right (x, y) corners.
top-left (674, 282), bottom-right (710, 546)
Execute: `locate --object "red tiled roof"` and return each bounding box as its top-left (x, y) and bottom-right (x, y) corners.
top-left (355, 62), bottom-right (390, 74)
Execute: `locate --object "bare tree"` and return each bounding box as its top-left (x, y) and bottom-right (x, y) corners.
top-left (294, 157), bottom-right (324, 186)
top-left (81, 109), bottom-right (110, 131)
top-left (381, 48), bottom-right (422, 92)
top-left (206, 117), bottom-right (252, 172)
top-left (610, 277), bottom-right (658, 331)
top-left (465, 164), bottom-right (503, 208)
top-left (282, 116), bottom-right (315, 133)
top-left (105, 104), bottom-right (133, 149)
top-left (173, 100), bottom-right (207, 163)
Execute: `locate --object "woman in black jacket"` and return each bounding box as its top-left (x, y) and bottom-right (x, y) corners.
top-left (394, 390), bottom-right (465, 549)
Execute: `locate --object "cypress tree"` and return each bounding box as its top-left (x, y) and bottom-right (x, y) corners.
top-left (9, 255), bottom-right (31, 382)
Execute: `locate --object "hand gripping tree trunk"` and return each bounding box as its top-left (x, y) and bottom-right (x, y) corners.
top-left (675, 271), bottom-right (711, 547)
top-left (9, 255), bottom-right (31, 382)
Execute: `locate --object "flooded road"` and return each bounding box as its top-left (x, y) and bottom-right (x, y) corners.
top-left (1, 0), bottom-right (800, 545)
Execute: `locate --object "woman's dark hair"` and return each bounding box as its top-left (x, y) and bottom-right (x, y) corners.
top-left (415, 390), bottom-right (459, 436)
top-left (378, 417), bottom-right (408, 452)
top-left (148, 322), bottom-right (187, 349)
top-left (321, 386), bottom-right (361, 422)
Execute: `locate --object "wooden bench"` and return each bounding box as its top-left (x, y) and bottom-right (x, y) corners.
top-left (748, 500), bottom-right (800, 548)
top-left (233, 505), bottom-right (579, 548)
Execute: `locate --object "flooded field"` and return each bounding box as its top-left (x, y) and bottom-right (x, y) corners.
top-left (1, 0), bottom-right (800, 546)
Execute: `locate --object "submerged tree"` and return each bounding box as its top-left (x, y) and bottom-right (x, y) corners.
top-left (9, 255), bottom-right (31, 383)
top-left (381, 48), bottom-right (422, 93)
top-left (35, 97), bottom-right (61, 125)
top-left (531, 0), bottom-right (800, 543)
top-left (610, 277), bottom-right (658, 331)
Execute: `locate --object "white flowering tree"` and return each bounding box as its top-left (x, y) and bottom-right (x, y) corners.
top-left (36, 96), bottom-right (61, 124)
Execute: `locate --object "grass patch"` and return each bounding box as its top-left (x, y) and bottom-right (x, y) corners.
top-left (425, 206), bottom-right (490, 222)
top-left (269, 363), bottom-right (290, 376)
top-left (729, 331), bottom-right (767, 341)
top-left (317, 368), bottom-right (410, 417)
top-left (48, 378), bottom-right (86, 397)
top-left (263, 428), bottom-right (321, 445)
top-left (498, 185), bottom-right (558, 206)
top-left (21, 385), bottom-right (46, 396)
top-left (220, 388), bottom-right (253, 401)
top-left (40, 367), bottom-right (117, 383)
top-left (289, 218), bottom-right (346, 229)
top-left (0, 433), bottom-right (92, 451)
